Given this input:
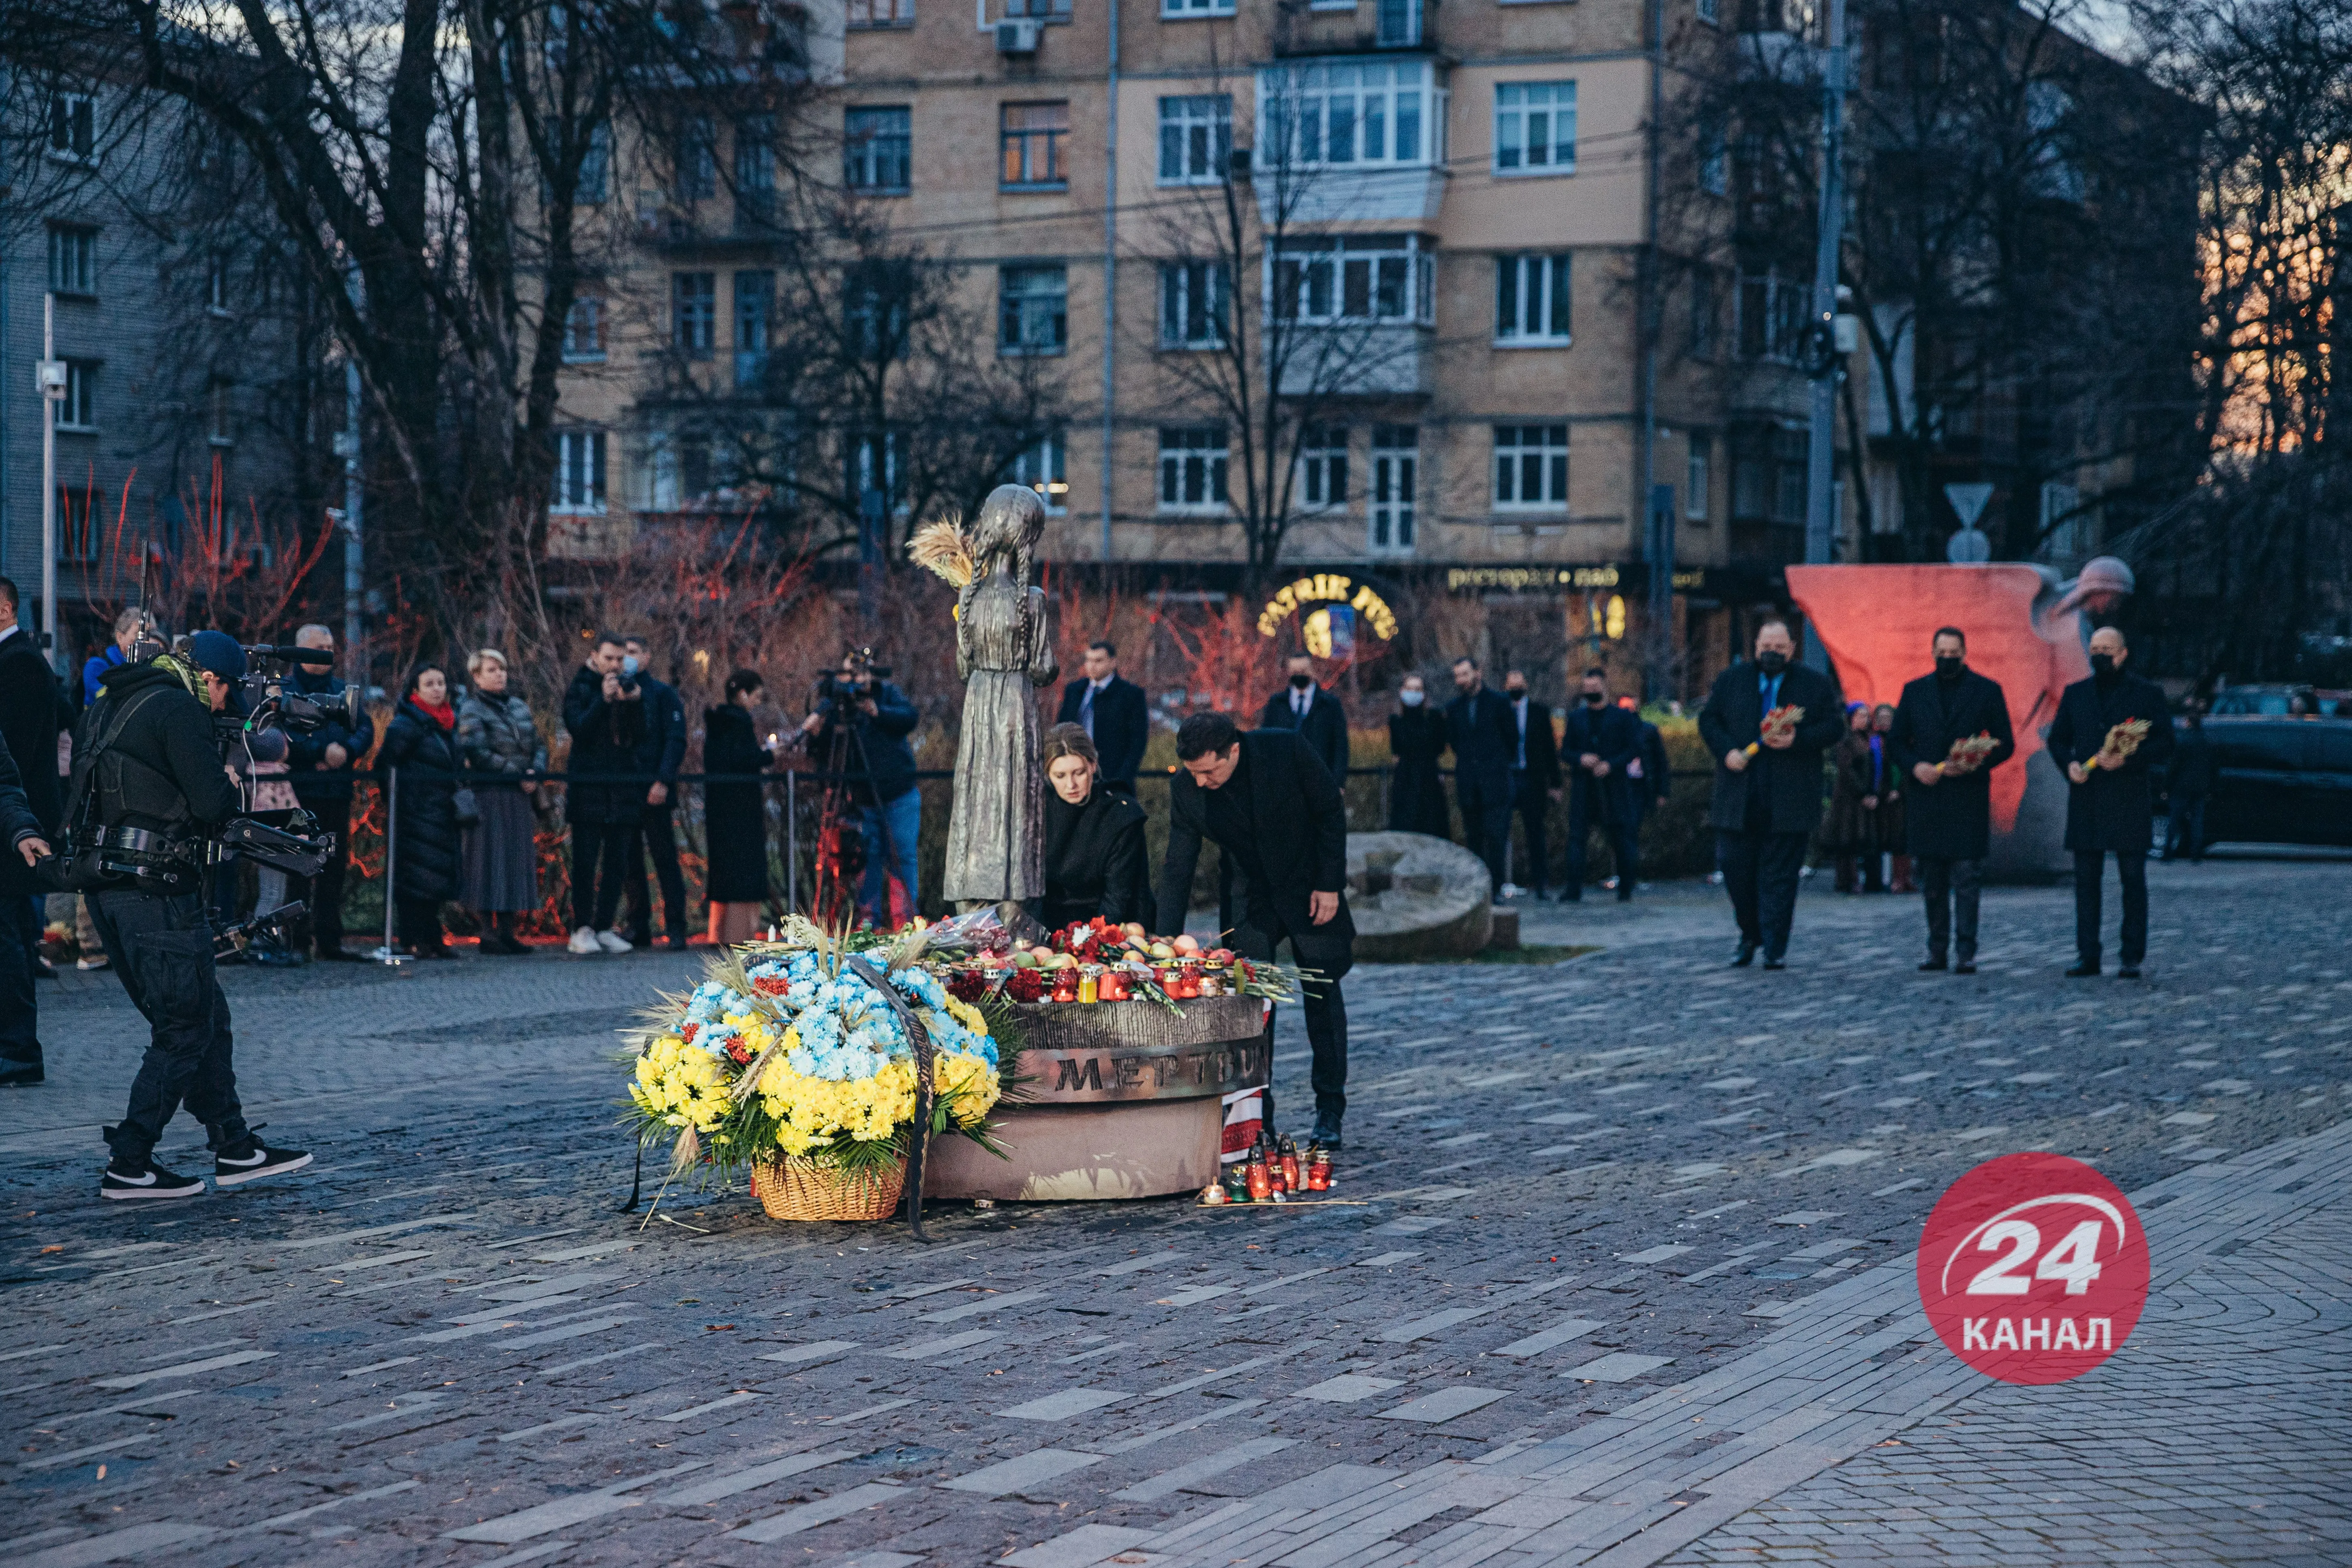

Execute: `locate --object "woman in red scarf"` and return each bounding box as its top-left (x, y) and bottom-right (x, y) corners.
top-left (376, 665), bottom-right (465, 958)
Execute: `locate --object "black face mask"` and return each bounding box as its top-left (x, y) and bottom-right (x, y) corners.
top-left (1757, 651), bottom-right (1790, 676)
top-left (2090, 653), bottom-right (2118, 681)
top-left (1935, 655), bottom-right (1964, 679)
top-left (1582, 691), bottom-right (1606, 706)
top-left (1506, 688), bottom-right (1527, 700)
top-left (1290, 673), bottom-right (1313, 690)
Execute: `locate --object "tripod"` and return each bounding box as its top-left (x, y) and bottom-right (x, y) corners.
top-left (803, 696), bottom-right (908, 930)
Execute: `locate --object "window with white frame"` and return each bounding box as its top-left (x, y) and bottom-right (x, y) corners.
top-left (564, 295), bottom-right (606, 361)
top-left (1494, 81), bottom-right (1575, 174)
top-left (1298, 425), bottom-right (1348, 509)
top-left (58, 361), bottom-right (97, 431)
top-left (1690, 268), bottom-right (1720, 358)
top-left (48, 224), bottom-right (96, 296)
top-left (1257, 60), bottom-right (1439, 170)
top-left (1699, 118), bottom-right (1729, 193)
top-left (1686, 431), bottom-right (1712, 520)
top-left (845, 107), bottom-right (911, 192)
top-left (2040, 480), bottom-right (2086, 556)
top-left (1493, 424), bottom-right (1568, 509)
top-left (1736, 269), bottom-right (1806, 363)
top-left (50, 91), bottom-right (96, 161)
top-left (1163, 0), bottom-right (1234, 16)
top-left (1273, 234), bottom-right (1434, 324)
top-left (578, 121), bottom-right (611, 203)
top-left (1159, 261), bottom-right (1230, 348)
top-left (735, 272), bottom-right (773, 386)
top-left (208, 381), bottom-right (234, 446)
top-left (673, 272), bottom-right (716, 356)
top-left (1000, 102), bottom-right (1070, 189)
top-left (999, 265), bottom-right (1068, 355)
top-left (553, 430), bottom-right (607, 512)
top-left (1375, 0), bottom-right (1422, 46)
top-left (1495, 253), bottom-right (1570, 343)
top-left (847, 0), bottom-right (913, 26)
top-left (677, 115), bottom-right (717, 199)
top-left (1158, 95), bottom-right (1232, 184)
top-left (847, 429), bottom-right (903, 512)
top-left (1159, 426), bottom-right (1228, 510)
top-left (206, 252), bottom-right (231, 314)
top-left (735, 114), bottom-right (775, 227)
top-left (1004, 0), bottom-right (1073, 15)
top-left (1009, 432), bottom-right (1068, 512)
top-left (1371, 424), bottom-right (1417, 552)
top-left (1697, 0), bottom-right (1719, 21)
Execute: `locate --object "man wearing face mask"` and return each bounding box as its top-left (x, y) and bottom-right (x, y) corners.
top-left (1258, 653), bottom-right (1351, 786)
top-left (2046, 626), bottom-right (2173, 978)
top-left (1887, 628), bottom-right (2016, 973)
top-left (1559, 669), bottom-right (1639, 902)
top-left (1697, 620), bottom-right (1842, 967)
top-left (1501, 671), bottom-right (1562, 899)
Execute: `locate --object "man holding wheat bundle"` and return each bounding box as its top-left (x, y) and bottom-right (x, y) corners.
top-left (2046, 625), bottom-right (2174, 979)
top-left (1887, 627), bottom-right (2017, 975)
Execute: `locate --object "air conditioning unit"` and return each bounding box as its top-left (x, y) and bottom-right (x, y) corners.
top-left (995, 17), bottom-right (1040, 52)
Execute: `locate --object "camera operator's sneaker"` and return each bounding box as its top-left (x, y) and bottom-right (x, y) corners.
top-left (101, 1159), bottom-right (207, 1201)
top-left (595, 930), bottom-right (634, 954)
top-left (568, 926), bottom-right (602, 955)
top-left (213, 1133), bottom-right (312, 1187)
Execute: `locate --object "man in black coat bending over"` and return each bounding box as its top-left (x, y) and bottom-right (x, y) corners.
top-left (2046, 625), bottom-right (2174, 978)
top-left (1697, 619), bottom-right (1843, 968)
top-left (1887, 627), bottom-right (2017, 974)
top-left (1158, 713), bottom-right (1354, 1148)
top-left (1056, 641), bottom-right (1149, 797)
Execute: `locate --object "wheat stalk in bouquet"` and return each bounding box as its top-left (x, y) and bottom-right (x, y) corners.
top-left (1743, 705), bottom-right (1805, 757)
top-left (1939, 731), bottom-right (2003, 776)
top-left (907, 515), bottom-right (974, 588)
top-left (2082, 718), bottom-right (2151, 771)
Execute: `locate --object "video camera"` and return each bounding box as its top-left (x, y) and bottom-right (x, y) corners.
top-left (816, 646), bottom-right (892, 709)
top-left (236, 643), bottom-right (361, 737)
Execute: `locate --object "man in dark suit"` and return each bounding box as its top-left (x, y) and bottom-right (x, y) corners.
top-left (283, 624), bottom-right (374, 961)
top-left (2046, 625), bottom-right (2174, 978)
top-left (1697, 619), bottom-right (1843, 968)
top-left (1056, 640), bottom-right (1148, 796)
top-left (2161, 706), bottom-right (2214, 862)
top-left (1627, 699), bottom-right (1672, 832)
top-left (622, 636), bottom-right (690, 950)
top-left (1258, 652), bottom-right (1350, 785)
top-left (1500, 670), bottom-right (1562, 898)
top-left (1560, 668), bottom-right (1642, 902)
top-left (0, 576), bottom-right (69, 1085)
top-left (1446, 655), bottom-right (1518, 898)
top-left (1887, 627), bottom-right (2017, 973)
top-left (1158, 714), bottom-right (1354, 1147)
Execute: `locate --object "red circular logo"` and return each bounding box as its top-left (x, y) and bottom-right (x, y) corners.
top-left (1917, 1152), bottom-right (2149, 1384)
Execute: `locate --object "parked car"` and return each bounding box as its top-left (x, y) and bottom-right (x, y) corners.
top-left (2187, 717), bottom-right (2352, 849)
top-left (2207, 683), bottom-right (2342, 717)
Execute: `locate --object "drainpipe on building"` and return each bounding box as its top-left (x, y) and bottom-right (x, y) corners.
top-left (1099, 0), bottom-right (1120, 563)
top-left (1801, 0), bottom-right (1850, 671)
top-left (1638, 0), bottom-right (1668, 700)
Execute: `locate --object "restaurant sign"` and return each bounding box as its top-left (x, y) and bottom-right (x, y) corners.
top-left (1257, 573), bottom-right (1400, 642)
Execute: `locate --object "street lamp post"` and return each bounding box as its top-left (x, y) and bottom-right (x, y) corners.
top-left (1802, 0), bottom-right (1851, 598)
top-left (37, 293), bottom-right (67, 679)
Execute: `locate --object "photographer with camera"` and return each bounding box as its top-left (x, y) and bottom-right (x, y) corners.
top-left (70, 631), bottom-right (310, 1198)
top-left (563, 633), bottom-right (647, 954)
top-left (192, 634), bottom-right (294, 945)
top-left (798, 650), bottom-right (921, 925)
top-left (282, 624), bottom-right (373, 961)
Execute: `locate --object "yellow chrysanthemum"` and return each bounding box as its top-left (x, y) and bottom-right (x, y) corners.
top-left (944, 996), bottom-right (990, 1037)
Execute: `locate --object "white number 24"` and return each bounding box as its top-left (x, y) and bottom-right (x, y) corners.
top-left (1966, 1219), bottom-right (2104, 1296)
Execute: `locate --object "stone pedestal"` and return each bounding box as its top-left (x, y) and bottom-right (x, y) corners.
top-left (925, 994), bottom-right (1267, 1202)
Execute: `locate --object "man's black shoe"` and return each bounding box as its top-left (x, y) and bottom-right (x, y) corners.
top-left (1732, 942), bottom-right (1757, 968)
top-left (1616, 889), bottom-right (1634, 903)
top-left (214, 1134), bottom-right (313, 1188)
top-left (2066, 961), bottom-right (2100, 978)
top-left (0, 1062), bottom-right (44, 1088)
top-left (666, 935), bottom-right (691, 951)
top-left (102, 1159), bottom-right (206, 1201)
top-left (1762, 955), bottom-right (1786, 970)
top-left (36, 956), bottom-right (58, 980)
top-left (2117, 963), bottom-right (2142, 979)
top-left (1954, 960), bottom-right (1978, 975)
top-left (1919, 956), bottom-right (1948, 972)
top-left (1311, 1113), bottom-right (1344, 1150)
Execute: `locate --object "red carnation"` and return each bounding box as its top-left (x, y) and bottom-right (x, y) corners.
top-left (752, 975), bottom-right (790, 997)
top-left (681, 1021), bottom-right (700, 1043)
top-left (1006, 968), bottom-right (1045, 1003)
top-left (947, 971), bottom-right (989, 1005)
top-left (727, 1041), bottom-right (752, 1065)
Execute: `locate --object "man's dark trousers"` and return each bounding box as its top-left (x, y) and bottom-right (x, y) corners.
top-left (1508, 768), bottom-right (1551, 894)
top-left (1718, 784), bottom-right (1806, 957)
top-left (1458, 780), bottom-right (1511, 896)
top-left (2074, 850), bottom-right (2148, 967)
top-left (88, 888), bottom-right (250, 1164)
top-left (1564, 785), bottom-right (1639, 900)
top-left (1918, 855), bottom-right (1983, 962)
top-left (571, 820), bottom-right (638, 932)
top-left (1230, 912), bottom-right (1353, 1123)
top-left (1, 894), bottom-right (41, 1071)
top-left (626, 805), bottom-right (688, 943)
top-left (2162, 797), bottom-right (2205, 862)
top-left (291, 795), bottom-right (352, 955)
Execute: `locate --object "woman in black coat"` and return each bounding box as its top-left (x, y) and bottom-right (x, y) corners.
top-left (702, 668), bottom-right (775, 945)
top-left (1386, 673), bottom-right (1451, 837)
top-left (377, 665), bottom-right (464, 958)
top-left (1040, 723), bottom-right (1152, 931)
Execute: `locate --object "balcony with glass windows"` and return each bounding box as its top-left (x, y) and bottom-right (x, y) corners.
top-left (1255, 59), bottom-right (1448, 223)
top-left (1272, 0), bottom-right (1430, 57)
top-left (1273, 233), bottom-right (1437, 396)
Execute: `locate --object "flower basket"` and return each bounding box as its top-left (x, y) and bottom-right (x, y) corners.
top-left (752, 1153), bottom-right (908, 1222)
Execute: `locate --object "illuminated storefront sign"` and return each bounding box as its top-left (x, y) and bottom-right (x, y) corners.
top-left (1256, 574), bottom-right (1399, 642)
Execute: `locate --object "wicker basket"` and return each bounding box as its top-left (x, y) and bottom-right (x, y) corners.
top-left (751, 1154), bottom-right (908, 1222)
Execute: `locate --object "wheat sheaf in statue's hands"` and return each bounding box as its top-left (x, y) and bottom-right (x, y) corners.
top-left (1743, 704), bottom-right (1805, 757)
top-left (2082, 717), bottom-right (2151, 772)
top-left (1938, 730), bottom-right (2003, 776)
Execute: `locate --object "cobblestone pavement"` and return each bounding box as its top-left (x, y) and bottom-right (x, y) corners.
top-left (2, 856), bottom-right (2348, 1568)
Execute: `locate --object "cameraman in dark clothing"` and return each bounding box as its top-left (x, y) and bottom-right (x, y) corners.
top-left (621, 636), bottom-right (690, 950)
top-left (799, 653), bottom-right (921, 924)
top-left (75, 634), bottom-right (310, 1199)
top-left (563, 634), bottom-right (648, 954)
top-left (0, 728), bottom-right (55, 1089)
top-left (281, 624), bottom-right (373, 960)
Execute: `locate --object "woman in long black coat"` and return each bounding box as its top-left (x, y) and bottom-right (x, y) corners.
top-left (1386, 673), bottom-right (1451, 837)
top-left (702, 668), bottom-right (775, 945)
top-left (1039, 723), bottom-right (1152, 930)
top-left (377, 665), bottom-right (464, 958)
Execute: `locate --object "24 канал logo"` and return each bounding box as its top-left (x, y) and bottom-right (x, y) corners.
top-left (1917, 1152), bottom-right (2149, 1384)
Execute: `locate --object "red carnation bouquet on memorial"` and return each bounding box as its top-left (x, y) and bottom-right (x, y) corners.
top-left (1743, 704), bottom-right (1805, 757)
